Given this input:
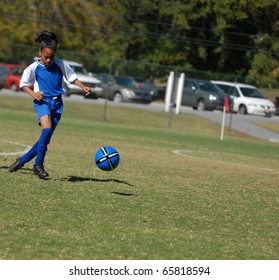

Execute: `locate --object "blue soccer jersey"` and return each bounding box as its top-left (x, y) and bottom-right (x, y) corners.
top-left (20, 58), bottom-right (77, 98)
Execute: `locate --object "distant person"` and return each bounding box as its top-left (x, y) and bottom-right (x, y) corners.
top-left (8, 30), bottom-right (91, 179)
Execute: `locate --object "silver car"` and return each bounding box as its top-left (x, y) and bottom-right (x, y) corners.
top-left (63, 60), bottom-right (102, 98)
top-left (94, 73), bottom-right (153, 103)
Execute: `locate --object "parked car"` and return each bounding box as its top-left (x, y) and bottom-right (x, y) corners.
top-left (133, 77), bottom-right (158, 100)
top-left (180, 78), bottom-right (226, 111)
top-left (0, 65), bottom-right (7, 89)
top-left (59, 60), bottom-right (102, 98)
top-left (93, 73), bottom-right (153, 103)
top-left (0, 63), bottom-right (25, 91)
top-left (212, 81), bottom-right (276, 117)
top-left (273, 96), bottom-right (279, 116)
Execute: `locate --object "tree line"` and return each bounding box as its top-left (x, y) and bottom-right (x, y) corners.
top-left (0, 0), bottom-right (278, 85)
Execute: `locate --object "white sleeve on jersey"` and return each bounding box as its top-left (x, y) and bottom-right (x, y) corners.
top-left (55, 58), bottom-right (78, 83)
top-left (20, 62), bottom-right (37, 89)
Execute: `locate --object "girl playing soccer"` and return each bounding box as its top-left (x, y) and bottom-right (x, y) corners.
top-left (8, 30), bottom-right (92, 179)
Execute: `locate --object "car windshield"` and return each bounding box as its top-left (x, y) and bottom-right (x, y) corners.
top-left (11, 67), bottom-right (24, 75)
top-left (239, 87), bottom-right (267, 99)
top-left (70, 65), bottom-right (88, 75)
top-left (198, 81), bottom-right (222, 93)
top-left (114, 77), bottom-right (138, 87)
top-left (0, 66), bottom-right (8, 76)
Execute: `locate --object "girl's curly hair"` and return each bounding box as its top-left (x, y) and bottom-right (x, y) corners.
top-left (35, 30), bottom-right (58, 51)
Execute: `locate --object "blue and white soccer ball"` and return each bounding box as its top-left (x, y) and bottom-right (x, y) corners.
top-left (95, 146), bottom-right (120, 171)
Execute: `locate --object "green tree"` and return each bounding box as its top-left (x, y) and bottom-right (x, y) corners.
top-left (0, 0), bottom-right (278, 83)
top-left (0, 0), bottom-right (101, 63)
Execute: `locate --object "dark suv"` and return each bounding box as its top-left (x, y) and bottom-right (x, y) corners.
top-left (274, 96), bottom-right (279, 115)
top-left (181, 78), bottom-right (226, 111)
top-left (0, 65), bottom-right (8, 89)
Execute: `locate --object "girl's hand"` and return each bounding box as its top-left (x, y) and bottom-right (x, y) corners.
top-left (83, 86), bottom-right (91, 96)
top-left (33, 91), bottom-right (44, 101)
top-left (74, 79), bottom-right (91, 96)
top-left (22, 87), bottom-right (44, 101)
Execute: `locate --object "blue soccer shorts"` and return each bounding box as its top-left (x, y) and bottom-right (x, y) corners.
top-left (33, 96), bottom-right (63, 129)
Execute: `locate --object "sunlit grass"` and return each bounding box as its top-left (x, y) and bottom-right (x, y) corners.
top-left (0, 94), bottom-right (278, 260)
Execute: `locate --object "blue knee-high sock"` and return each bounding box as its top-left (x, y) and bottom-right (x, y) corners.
top-left (34, 128), bottom-right (53, 166)
top-left (19, 141), bottom-right (39, 163)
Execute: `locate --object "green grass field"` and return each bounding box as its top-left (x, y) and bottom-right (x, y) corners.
top-left (0, 94), bottom-right (278, 260)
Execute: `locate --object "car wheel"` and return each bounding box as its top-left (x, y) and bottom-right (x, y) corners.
top-left (238, 105), bottom-right (247, 115)
top-left (197, 100), bottom-right (206, 111)
top-left (10, 83), bottom-right (17, 91)
top-left (64, 89), bottom-right (71, 97)
top-left (84, 92), bottom-right (98, 99)
top-left (113, 92), bottom-right (123, 102)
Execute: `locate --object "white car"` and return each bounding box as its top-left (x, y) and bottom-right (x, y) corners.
top-left (63, 60), bottom-right (102, 98)
top-left (212, 81), bottom-right (276, 117)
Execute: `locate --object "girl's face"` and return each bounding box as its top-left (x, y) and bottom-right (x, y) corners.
top-left (39, 48), bottom-right (56, 67)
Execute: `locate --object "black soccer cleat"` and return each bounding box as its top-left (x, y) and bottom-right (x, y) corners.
top-left (8, 158), bottom-right (24, 172)
top-left (33, 165), bottom-right (49, 179)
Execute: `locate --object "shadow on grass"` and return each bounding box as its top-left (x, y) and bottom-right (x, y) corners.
top-left (64, 176), bottom-right (136, 196)
top-left (1, 166), bottom-right (134, 186)
top-left (0, 166), bottom-right (32, 171)
top-left (1, 166), bottom-right (51, 180)
top-left (64, 175), bottom-right (134, 187)
top-left (111, 191), bottom-right (137, 196)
